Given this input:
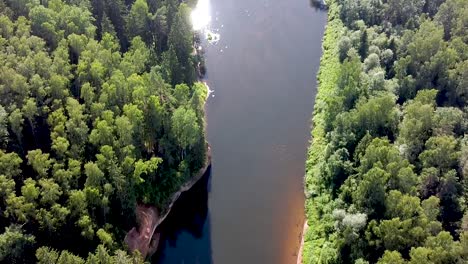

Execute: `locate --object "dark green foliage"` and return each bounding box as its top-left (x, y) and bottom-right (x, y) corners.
top-left (0, 0), bottom-right (206, 261)
top-left (304, 0), bottom-right (468, 263)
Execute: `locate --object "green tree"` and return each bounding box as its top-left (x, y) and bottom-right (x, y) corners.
top-left (36, 247), bottom-right (59, 264)
top-left (56, 250), bottom-right (85, 264)
top-left (0, 226), bottom-right (35, 263)
top-left (398, 89), bottom-right (437, 161)
top-left (384, 0), bottom-right (425, 26)
top-left (0, 0), bottom-right (205, 260)
top-left (171, 107), bottom-right (200, 158)
top-left (351, 94), bottom-right (399, 141)
top-left (67, 190), bottom-right (87, 216)
top-left (96, 228), bottom-right (114, 248)
top-left (38, 178), bottom-right (62, 206)
top-left (9, 109), bottom-right (24, 145)
top-left (354, 167), bottom-right (386, 218)
top-left (27, 150), bottom-right (53, 178)
top-left (419, 136), bottom-right (460, 173)
top-left (0, 150), bottom-right (22, 178)
top-left (126, 0), bottom-right (150, 42)
top-left (21, 178), bottom-right (39, 203)
top-left (77, 214), bottom-right (95, 240)
top-left (337, 55), bottom-right (363, 110)
top-left (0, 175), bottom-right (15, 202)
top-left (377, 251), bottom-right (406, 264)
top-left (0, 106), bottom-right (8, 146)
top-left (167, 3), bottom-right (194, 85)
top-left (161, 44), bottom-right (181, 86)
top-left (66, 98), bottom-right (89, 159)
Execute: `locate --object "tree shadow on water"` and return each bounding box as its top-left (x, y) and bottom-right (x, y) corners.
top-left (309, 0), bottom-right (327, 10)
top-left (152, 166), bottom-right (213, 264)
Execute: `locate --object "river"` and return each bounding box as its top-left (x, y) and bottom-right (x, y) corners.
top-left (153, 0), bottom-right (327, 263)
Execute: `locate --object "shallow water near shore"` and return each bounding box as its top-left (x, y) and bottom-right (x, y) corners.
top-left (154, 0), bottom-right (327, 263)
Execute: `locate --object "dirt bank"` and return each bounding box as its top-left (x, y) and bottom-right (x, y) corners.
top-left (297, 220), bottom-right (309, 264)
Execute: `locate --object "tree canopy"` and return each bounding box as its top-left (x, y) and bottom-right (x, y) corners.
top-left (0, 0), bottom-right (207, 262)
top-left (304, 0), bottom-right (468, 263)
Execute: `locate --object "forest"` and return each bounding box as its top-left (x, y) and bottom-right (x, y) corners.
top-left (303, 0), bottom-right (468, 263)
top-left (0, 0), bottom-right (207, 262)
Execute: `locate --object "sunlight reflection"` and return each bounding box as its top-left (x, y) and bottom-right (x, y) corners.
top-left (191, 0), bottom-right (212, 31)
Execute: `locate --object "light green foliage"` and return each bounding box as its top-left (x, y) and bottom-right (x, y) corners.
top-left (96, 228), bottom-right (114, 248)
top-left (419, 136), bottom-right (460, 172)
top-left (305, 0), bottom-right (468, 262)
top-left (8, 109), bottom-right (24, 143)
top-left (52, 137), bottom-right (70, 158)
top-left (77, 214), bottom-right (95, 240)
top-left (0, 150), bottom-right (22, 179)
top-left (134, 157), bottom-right (162, 183)
top-left (174, 83), bottom-right (190, 105)
top-left (126, 0), bottom-right (150, 41)
top-left (363, 53), bottom-right (380, 72)
top-left (337, 54), bottom-right (363, 110)
top-left (27, 149), bottom-right (53, 178)
top-left (171, 107), bottom-right (201, 151)
top-left (84, 162), bottom-right (104, 188)
top-left (39, 178), bottom-right (62, 206)
top-left (377, 251), bottom-right (406, 264)
top-left (398, 90), bottom-right (437, 161)
top-left (120, 37), bottom-right (150, 76)
top-left (422, 196), bottom-right (441, 222)
top-left (36, 204), bottom-right (70, 232)
top-left (348, 94), bottom-right (399, 141)
top-left (56, 250), bottom-right (85, 264)
top-left (0, 176), bottom-right (15, 201)
top-left (67, 190), bottom-right (87, 216)
top-left (0, 106), bottom-right (8, 145)
top-left (21, 178), bottom-right (39, 203)
top-left (0, 0), bottom-right (206, 261)
top-left (36, 247), bottom-right (59, 264)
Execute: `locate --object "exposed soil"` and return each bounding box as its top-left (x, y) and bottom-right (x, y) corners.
top-left (124, 205), bottom-right (160, 258)
top-left (297, 220), bottom-right (309, 264)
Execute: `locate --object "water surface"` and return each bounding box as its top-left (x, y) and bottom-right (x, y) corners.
top-left (155, 0), bottom-right (327, 263)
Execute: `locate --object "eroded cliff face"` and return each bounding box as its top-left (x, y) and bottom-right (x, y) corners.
top-left (125, 205), bottom-right (160, 258)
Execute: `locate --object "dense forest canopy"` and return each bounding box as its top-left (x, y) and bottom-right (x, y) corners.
top-left (304, 0), bottom-right (468, 263)
top-left (0, 0), bottom-right (207, 262)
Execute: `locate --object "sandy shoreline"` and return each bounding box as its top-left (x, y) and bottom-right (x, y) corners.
top-left (297, 220), bottom-right (309, 264)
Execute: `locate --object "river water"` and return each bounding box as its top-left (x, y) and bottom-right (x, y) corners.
top-left (154, 0), bottom-right (327, 263)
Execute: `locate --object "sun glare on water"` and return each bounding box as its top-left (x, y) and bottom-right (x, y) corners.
top-left (191, 0), bottom-right (212, 31)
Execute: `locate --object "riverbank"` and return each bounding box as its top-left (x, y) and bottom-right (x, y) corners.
top-left (125, 146), bottom-right (212, 258)
top-left (296, 221), bottom-right (309, 264)
top-left (125, 80), bottom-right (212, 259)
top-left (301, 0), bottom-right (342, 262)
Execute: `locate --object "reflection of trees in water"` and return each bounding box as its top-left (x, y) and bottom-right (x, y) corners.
top-left (310, 0), bottom-right (327, 10)
top-left (151, 167), bottom-right (212, 263)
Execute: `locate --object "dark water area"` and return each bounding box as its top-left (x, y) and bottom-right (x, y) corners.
top-left (155, 0), bottom-right (327, 263)
top-left (152, 168), bottom-right (212, 264)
